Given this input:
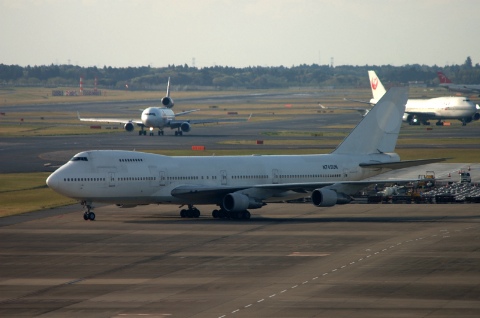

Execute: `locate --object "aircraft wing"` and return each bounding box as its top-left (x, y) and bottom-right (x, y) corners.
top-left (175, 109), bottom-right (200, 116)
top-left (171, 157), bottom-right (448, 201)
top-left (168, 116), bottom-right (250, 128)
top-left (77, 112), bottom-right (143, 126)
top-left (170, 179), bottom-right (416, 202)
top-left (319, 104), bottom-right (370, 116)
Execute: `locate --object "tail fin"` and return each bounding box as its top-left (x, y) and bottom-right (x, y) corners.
top-left (161, 77), bottom-right (174, 108)
top-left (437, 71), bottom-right (452, 84)
top-left (332, 87), bottom-right (408, 155)
top-left (368, 70), bottom-right (387, 101)
top-left (166, 77), bottom-right (171, 97)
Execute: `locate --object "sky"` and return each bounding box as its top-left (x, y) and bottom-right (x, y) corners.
top-left (1, 0), bottom-right (479, 68)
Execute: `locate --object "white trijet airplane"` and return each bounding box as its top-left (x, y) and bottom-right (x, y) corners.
top-left (47, 87), bottom-right (446, 221)
top-left (437, 71), bottom-right (480, 95)
top-left (78, 78), bottom-right (246, 136)
top-left (340, 71), bottom-right (478, 126)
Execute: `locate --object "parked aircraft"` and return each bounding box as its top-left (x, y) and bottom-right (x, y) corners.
top-left (343, 71), bottom-right (478, 126)
top-left (78, 78), bottom-right (247, 136)
top-left (47, 87), bottom-right (446, 221)
top-left (437, 71), bottom-right (480, 95)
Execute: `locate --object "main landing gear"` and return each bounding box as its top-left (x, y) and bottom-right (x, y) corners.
top-left (178, 205), bottom-right (251, 220)
top-left (179, 204), bottom-right (200, 218)
top-left (81, 201), bottom-right (95, 221)
top-left (212, 209), bottom-right (251, 220)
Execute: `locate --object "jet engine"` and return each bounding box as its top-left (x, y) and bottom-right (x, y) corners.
top-left (124, 122), bottom-right (135, 132)
top-left (161, 96), bottom-right (174, 108)
top-left (223, 193), bottom-right (263, 212)
top-left (311, 188), bottom-right (351, 207)
top-left (180, 122), bottom-right (191, 132)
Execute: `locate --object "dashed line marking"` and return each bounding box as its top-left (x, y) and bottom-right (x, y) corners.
top-left (218, 227), bottom-right (477, 317)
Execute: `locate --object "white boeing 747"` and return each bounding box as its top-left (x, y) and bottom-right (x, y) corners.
top-left (339, 71), bottom-right (478, 126)
top-left (78, 77), bottom-right (247, 136)
top-left (369, 71), bottom-right (478, 126)
top-left (47, 87), bottom-right (444, 221)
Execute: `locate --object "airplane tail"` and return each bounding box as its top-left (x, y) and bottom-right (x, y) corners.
top-left (161, 77), bottom-right (174, 108)
top-left (166, 77), bottom-right (171, 97)
top-left (437, 71), bottom-right (452, 84)
top-left (332, 87), bottom-right (408, 155)
top-left (368, 70), bottom-right (387, 101)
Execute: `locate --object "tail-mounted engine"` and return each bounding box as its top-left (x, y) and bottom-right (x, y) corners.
top-left (161, 96), bottom-right (174, 108)
top-left (311, 188), bottom-right (351, 207)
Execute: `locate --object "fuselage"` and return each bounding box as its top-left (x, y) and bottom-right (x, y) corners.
top-left (370, 96), bottom-right (476, 121)
top-left (141, 107), bottom-right (175, 129)
top-left (46, 150), bottom-right (398, 206)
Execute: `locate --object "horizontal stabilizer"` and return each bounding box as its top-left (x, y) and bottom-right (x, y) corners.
top-left (360, 158), bottom-right (449, 170)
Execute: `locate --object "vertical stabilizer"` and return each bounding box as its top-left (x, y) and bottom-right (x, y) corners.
top-left (332, 87), bottom-right (408, 155)
top-left (437, 71), bottom-right (452, 84)
top-left (166, 77), bottom-right (171, 97)
top-left (368, 70), bottom-right (387, 101)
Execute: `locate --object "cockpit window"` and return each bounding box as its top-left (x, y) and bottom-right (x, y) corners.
top-left (70, 156), bottom-right (88, 162)
top-left (145, 112), bottom-right (156, 116)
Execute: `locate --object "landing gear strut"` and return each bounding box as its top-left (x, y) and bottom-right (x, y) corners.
top-left (179, 204), bottom-right (200, 218)
top-left (81, 201), bottom-right (95, 221)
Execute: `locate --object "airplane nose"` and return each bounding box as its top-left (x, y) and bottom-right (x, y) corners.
top-left (46, 172), bottom-right (59, 190)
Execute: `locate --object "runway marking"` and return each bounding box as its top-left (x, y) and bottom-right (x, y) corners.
top-left (217, 226), bottom-right (479, 318)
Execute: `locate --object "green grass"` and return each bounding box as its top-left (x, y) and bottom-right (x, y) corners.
top-left (0, 173), bottom-right (76, 217)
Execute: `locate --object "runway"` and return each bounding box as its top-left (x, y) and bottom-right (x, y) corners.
top-left (1, 203), bottom-right (479, 317)
top-left (1, 93), bottom-right (480, 317)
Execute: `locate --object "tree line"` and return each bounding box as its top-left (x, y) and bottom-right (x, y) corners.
top-left (1, 56), bottom-right (479, 90)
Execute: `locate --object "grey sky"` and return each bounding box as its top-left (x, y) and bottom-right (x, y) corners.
top-left (1, 0), bottom-right (479, 68)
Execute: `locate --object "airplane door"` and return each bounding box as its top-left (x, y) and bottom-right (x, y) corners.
top-left (272, 169), bottom-right (279, 184)
top-left (221, 170), bottom-right (227, 185)
top-left (108, 172), bottom-right (116, 187)
top-left (159, 171), bottom-right (166, 186)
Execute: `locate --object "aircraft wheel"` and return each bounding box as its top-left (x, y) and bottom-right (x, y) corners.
top-left (180, 209), bottom-right (187, 218)
top-left (193, 208), bottom-right (200, 218)
top-left (83, 212), bottom-right (89, 221)
top-left (88, 212), bottom-right (96, 221)
top-left (242, 211), bottom-right (251, 220)
top-left (212, 209), bottom-right (219, 218)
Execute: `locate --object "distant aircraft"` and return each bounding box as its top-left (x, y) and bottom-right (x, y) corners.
top-left (339, 71), bottom-right (478, 126)
top-left (47, 87), bottom-right (446, 221)
top-left (437, 71), bottom-right (480, 95)
top-left (78, 77), bottom-right (247, 136)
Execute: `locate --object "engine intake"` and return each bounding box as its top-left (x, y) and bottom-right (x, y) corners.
top-left (180, 122), bottom-right (191, 133)
top-left (124, 122), bottom-right (135, 132)
top-left (311, 188), bottom-right (351, 207)
top-left (161, 97), bottom-right (174, 108)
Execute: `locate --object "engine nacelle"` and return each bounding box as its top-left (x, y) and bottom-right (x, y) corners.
top-left (223, 193), bottom-right (263, 212)
top-left (311, 188), bottom-right (351, 207)
top-left (124, 122), bottom-right (135, 132)
top-left (161, 96), bottom-right (174, 108)
top-left (180, 122), bottom-right (191, 133)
